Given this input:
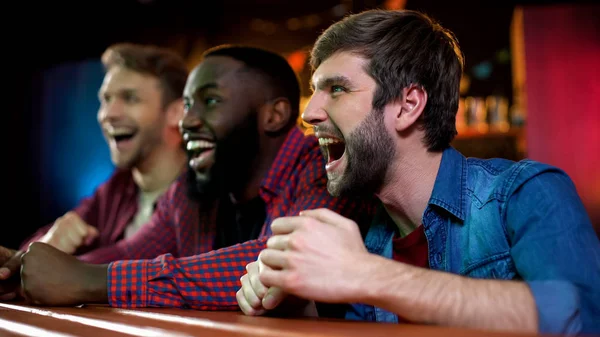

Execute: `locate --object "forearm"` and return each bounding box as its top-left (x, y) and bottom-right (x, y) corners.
top-left (360, 254), bottom-right (538, 333)
top-left (109, 239), bottom-right (266, 309)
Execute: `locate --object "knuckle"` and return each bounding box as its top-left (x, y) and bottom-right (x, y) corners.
top-left (27, 242), bottom-right (41, 252)
top-left (247, 294), bottom-right (261, 309)
top-left (303, 218), bottom-right (318, 230)
top-left (287, 233), bottom-right (304, 250)
top-left (251, 278), bottom-right (266, 298)
top-left (257, 250), bottom-right (267, 262)
top-left (284, 272), bottom-right (301, 290)
top-left (245, 261), bottom-right (256, 272)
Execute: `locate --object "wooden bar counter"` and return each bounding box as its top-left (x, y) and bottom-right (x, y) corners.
top-left (0, 302), bottom-right (542, 337)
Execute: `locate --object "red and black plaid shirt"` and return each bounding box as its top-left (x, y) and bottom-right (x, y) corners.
top-left (81, 127), bottom-right (376, 310)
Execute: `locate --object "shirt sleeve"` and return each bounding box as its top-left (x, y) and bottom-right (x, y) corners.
top-left (107, 149), bottom-right (374, 309)
top-left (505, 163), bottom-right (600, 335)
top-left (108, 240), bottom-right (265, 309)
top-left (77, 193), bottom-right (177, 264)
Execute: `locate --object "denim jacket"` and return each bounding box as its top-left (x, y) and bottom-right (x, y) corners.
top-left (345, 147), bottom-right (600, 335)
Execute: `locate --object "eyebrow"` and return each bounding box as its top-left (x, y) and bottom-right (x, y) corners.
top-left (189, 83), bottom-right (218, 97)
top-left (98, 88), bottom-right (138, 100)
top-left (311, 75), bottom-right (353, 92)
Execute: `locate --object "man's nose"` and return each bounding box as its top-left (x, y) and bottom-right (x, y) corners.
top-left (98, 100), bottom-right (125, 122)
top-left (179, 110), bottom-right (203, 134)
top-left (301, 94), bottom-right (328, 126)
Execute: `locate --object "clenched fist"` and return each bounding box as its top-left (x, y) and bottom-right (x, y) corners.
top-left (20, 242), bottom-right (108, 306)
top-left (39, 212), bottom-right (99, 254)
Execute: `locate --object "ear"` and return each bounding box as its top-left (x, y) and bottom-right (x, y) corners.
top-left (260, 97), bottom-right (293, 134)
top-left (164, 98), bottom-right (184, 128)
top-left (393, 85), bottom-right (427, 132)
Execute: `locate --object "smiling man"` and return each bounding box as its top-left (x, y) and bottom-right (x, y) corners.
top-left (237, 9), bottom-right (600, 336)
top-left (24, 43), bottom-right (188, 253)
top-left (5, 45), bottom-right (375, 311)
top-left (0, 43), bottom-right (188, 291)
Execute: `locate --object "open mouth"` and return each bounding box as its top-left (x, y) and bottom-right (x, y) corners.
top-left (113, 133), bottom-right (135, 143)
top-left (187, 139), bottom-right (216, 172)
top-left (318, 137), bottom-right (346, 164)
top-left (107, 128), bottom-right (137, 146)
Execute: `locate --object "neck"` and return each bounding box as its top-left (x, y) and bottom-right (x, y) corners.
top-left (376, 140), bottom-right (443, 235)
top-left (231, 134), bottom-right (288, 204)
top-left (132, 143), bottom-right (187, 193)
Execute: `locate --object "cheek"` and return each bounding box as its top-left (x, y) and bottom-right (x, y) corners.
top-left (135, 107), bottom-right (164, 127)
top-left (382, 109), bottom-right (397, 135)
top-left (333, 101), bottom-right (371, 135)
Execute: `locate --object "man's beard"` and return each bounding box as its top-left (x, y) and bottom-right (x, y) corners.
top-left (327, 108), bottom-right (395, 197)
top-left (186, 114), bottom-right (260, 203)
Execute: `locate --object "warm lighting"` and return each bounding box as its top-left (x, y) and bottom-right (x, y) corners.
top-left (384, 0), bottom-right (407, 10)
top-left (286, 18), bottom-right (302, 31)
top-left (286, 50), bottom-right (307, 73)
top-left (299, 96), bottom-right (314, 135)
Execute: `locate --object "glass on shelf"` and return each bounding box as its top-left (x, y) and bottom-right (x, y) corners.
top-left (486, 95), bottom-right (510, 132)
top-left (465, 96), bottom-right (488, 133)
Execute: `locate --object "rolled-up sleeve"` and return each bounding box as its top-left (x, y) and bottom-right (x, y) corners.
top-left (506, 163), bottom-right (600, 335)
top-left (527, 280), bottom-right (582, 334)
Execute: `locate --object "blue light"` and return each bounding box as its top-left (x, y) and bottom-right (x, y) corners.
top-left (40, 59), bottom-right (114, 212)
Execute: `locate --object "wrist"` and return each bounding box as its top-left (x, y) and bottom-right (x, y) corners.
top-left (79, 263), bottom-right (109, 304)
top-left (349, 252), bottom-right (391, 304)
top-left (356, 255), bottom-right (417, 306)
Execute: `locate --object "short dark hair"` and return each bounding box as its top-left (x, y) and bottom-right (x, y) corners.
top-left (202, 45), bottom-right (301, 131)
top-left (101, 42), bottom-right (189, 109)
top-left (311, 9), bottom-right (465, 151)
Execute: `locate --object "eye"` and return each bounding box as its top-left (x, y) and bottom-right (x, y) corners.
top-left (123, 93), bottom-right (139, 104)
top-left (204, 97), bottom-right (220, 106)
top-left (100, 94), bottom-right (111, 104)
top-left (331, 85), bottom-right (347, 96)
top-left (183, 102), bottom-right (191, 112)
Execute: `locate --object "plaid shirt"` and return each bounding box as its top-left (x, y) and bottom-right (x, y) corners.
top-left (95, 127), bottom-right (376, 310)
top-left (20, 169), bottom-right (144, 254)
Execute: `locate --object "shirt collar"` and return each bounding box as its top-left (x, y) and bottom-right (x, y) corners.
top-left (260, 126), bottom-right (318, 197)
top-left (428, 146), bottom-right (467, 221)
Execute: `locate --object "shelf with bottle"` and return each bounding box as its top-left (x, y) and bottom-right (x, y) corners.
top-left (455, 95), bottom-right (526, 140)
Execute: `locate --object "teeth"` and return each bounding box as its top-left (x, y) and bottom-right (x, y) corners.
top-left (318, 138), bottom-right (344, 146)
top-left (187, 140), bottom-right (215, 151)
top-left (107, 128), bottom-right (134, 137)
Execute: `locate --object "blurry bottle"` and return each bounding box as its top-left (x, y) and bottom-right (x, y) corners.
top-left (465, 96), bottom-right (488, 133)
top-left (487, 95), bottom-right (510, 132)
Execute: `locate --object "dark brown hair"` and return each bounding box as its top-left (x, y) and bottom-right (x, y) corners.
top-left (101, 43), bottom-right (189, 109)
top-left (311, 9), bottom-right (465, 151)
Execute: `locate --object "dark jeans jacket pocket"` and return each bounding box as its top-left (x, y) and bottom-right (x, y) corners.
top-left (461, 252), bottom-right (518, 280)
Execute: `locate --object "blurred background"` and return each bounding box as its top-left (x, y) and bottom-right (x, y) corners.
top-left (3, 0), bottom-right (599, 247)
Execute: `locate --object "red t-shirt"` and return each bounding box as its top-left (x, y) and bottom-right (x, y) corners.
top-left (392, 225), bottom-right (429, 322)
top-left (392, 225), bottom-right (429, 268)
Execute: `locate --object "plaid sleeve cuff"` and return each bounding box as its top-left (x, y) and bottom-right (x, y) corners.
top-left (107, 259), bottom-right (156, 308)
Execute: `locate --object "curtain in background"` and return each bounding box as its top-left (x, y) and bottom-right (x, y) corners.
top-left (521, 4), bottom-right (600, 233)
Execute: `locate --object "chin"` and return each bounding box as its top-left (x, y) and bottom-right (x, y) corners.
top-left (111, 159), bottom-right (131, 169)
top-left (326, 179), bottom-right (343, 197)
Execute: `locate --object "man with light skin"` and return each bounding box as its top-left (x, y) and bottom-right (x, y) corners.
top-left (0, 46), bottom-right (375, 312)
top-left (237, 9), bottom-right (600, 336)
top-left (0, 43), bottom-right (188, 296)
